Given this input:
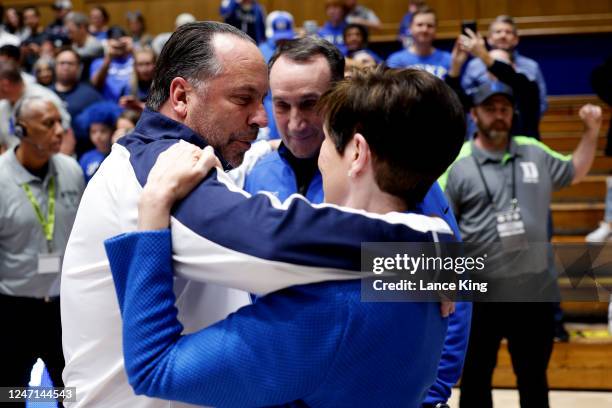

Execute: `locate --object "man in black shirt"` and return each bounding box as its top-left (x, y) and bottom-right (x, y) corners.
top-left (447, 30), bottom-right (542, 139)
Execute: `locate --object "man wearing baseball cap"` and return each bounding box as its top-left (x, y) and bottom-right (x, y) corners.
top-left (259, 11), bottom-right (295, 63)
top-left (45, 0), bottom-right (72, 44)
top-left (440, 81), bottom-right (602, 408)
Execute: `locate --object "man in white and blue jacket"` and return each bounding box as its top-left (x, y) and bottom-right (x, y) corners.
top-left (104, 59), bottom-right (468, 407)
top-left (62, 23), bottom-right (465, 408)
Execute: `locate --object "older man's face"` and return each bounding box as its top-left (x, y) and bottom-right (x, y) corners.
top-left (20, 101), bottom-right (63, 158)
top-left (185, 34), bottom-right (269, 167)
top-left (270, 54), bottom-right (331, 159)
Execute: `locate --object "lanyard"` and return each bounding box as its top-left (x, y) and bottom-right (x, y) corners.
top-left (472, 154), bottom-right (517, 212)
top-left (22, 176), bottom-right (56, 252)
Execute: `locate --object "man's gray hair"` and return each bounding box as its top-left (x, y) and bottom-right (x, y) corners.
top-left (13, 95), bottom-right (53, 122)
top-left (490, 15), bottom-right (518, 35)
top-left (268, 37), bottom-right (345, 83)
top-left (146, 21), bottom-right (254, 111)
top-left (65, 11), bottom-right (88, 28)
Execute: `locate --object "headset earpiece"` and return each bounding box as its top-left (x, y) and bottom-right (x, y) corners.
top-left (14, 123), bottom-right (26, 139)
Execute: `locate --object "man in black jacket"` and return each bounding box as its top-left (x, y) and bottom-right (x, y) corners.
top-left (446, 29), bottom-right (541, 139)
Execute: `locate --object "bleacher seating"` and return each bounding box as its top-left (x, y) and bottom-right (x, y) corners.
top-left (491, 95), bottom-right (612, 391)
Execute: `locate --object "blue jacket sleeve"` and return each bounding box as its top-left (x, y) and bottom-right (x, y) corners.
top-left (104, 230), bottom-right (345, 407)
top-left (219, 0), bottom-right (237, 18)
top-left (422, 301), bottom-right (472, 405)
top-left (461, 58), bottom-right (484, 92)
top-left (535, 64), bottom-right (548, 114)
top-left (418, 183), bottom-right (473, 405)
top-left (398, 12), bottom-right (412, 39)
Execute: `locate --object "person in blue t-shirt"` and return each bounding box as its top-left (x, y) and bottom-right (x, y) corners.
top-left (88, 5), bottom-right (109, 41)
top-left (387, 6), bottom-right (451, 79)
top-left (317, 0), bottom-right (347, 54)
top-left (90, 26), bottom-right (134, 103)
top-left (76, 102), bottom-right (122, 182)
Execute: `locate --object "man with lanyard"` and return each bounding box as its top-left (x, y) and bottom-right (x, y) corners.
top-left (0, 96), bottom-right (84, 397)
top-left (244, 37), bottom-right (471, 408)
top-left (0, 60), bottom-right (71, 154)
top-left (440, 82), bottom-right (602, 408)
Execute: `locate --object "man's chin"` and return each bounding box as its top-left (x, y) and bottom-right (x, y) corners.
top-left (488, 130), bottom-right (509, 144)
top-left (223, 146), bottom-right (250, 168)
top-left (494, 44), bottom-right (513, 52)
top-left (286, 137), bottom-right (322, 159)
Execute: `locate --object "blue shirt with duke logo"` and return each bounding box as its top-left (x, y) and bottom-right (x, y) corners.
top-left (386, 48), bottom-right (451, 79)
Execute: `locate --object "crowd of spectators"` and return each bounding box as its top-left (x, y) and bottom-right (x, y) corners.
top-left (0, 1), bottom-right (609, 407)
top-left (220, 1), bottom-right (549, 146)
top-left (0, 0), bottom-right (555, 160)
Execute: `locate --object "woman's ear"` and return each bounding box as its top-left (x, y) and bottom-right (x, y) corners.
top-left (348, 133), bottom-right (371, 178)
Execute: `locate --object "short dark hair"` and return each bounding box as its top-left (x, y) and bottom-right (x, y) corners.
top-left (146, 21), bottom-right (253, 111)
top-left (126, 10), bottom-right (146, 30)
top-left (91, 5), bottom-right (110, 23)
top-left (490, 15), bottom-right (518, 35)
top-left (412, 6), bottom-right (437, 24)
top-left (269, 37), bottom-right (345, 83)
top-left (65, 11), bottom-right (88, 28)
top-left (0, 45), bottom-right (21, 61)
top-left (343, 23), bottom-right (369, 46)
top-left (0, 60), bottom-right (24, 83)
top-left (317, 68), bottom-right (465, 207)
top-left (56, 47), bottom-right (81, 64)
top-left (325, 0), bottom-right (346, 9)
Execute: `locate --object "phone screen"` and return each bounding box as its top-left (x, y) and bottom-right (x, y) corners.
top-left (461, 20), bottom-right (477, 36)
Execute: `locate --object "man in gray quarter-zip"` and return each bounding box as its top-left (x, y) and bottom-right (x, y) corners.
top-left (441, 82), bottom-right (601, 408)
